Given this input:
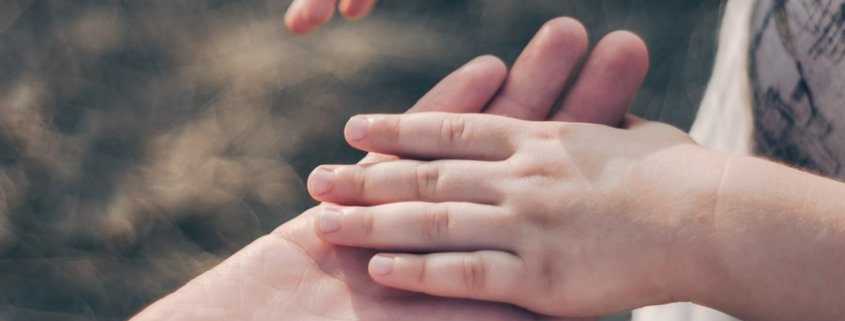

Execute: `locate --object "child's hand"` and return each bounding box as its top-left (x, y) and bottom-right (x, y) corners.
top-left (285, 0), bottom-right (376, 34)
top-left (306, 112), bottom-right (729, 317)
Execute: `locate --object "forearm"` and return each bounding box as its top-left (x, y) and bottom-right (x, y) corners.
top-left (699, 155), bottom-right (845, 321)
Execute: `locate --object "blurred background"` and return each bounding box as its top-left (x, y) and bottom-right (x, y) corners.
top-left (0, 1), bottom-right (723, 320)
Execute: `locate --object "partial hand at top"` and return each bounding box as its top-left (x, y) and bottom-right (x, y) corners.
top-left (285, 0), bottom-right (377, 34)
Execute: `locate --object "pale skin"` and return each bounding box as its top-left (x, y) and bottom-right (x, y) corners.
top-left (285, 0), bottom-right (377, 34)
top-left (308, 111), bottom-right (845, 321)
top-left (131, 18), bottom-right (650, 320)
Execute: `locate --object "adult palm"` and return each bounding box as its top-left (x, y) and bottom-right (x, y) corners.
top-left (132, 17), bottom-right (648, 321)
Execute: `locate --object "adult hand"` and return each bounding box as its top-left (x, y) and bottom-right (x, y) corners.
top-left (131, 17), bottom-right (648, 321)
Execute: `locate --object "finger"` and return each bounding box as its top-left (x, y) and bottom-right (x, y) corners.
top-left (339, 0), bottom-right (377, 20)
top-left (359, 56), bottom-right (507, 165)
top-left (308, 160), bottom-right (503, 205)
top-left (316, 203), bottom-right (516, 251)
top-left (368, 252), bottom-right (527, 305)
top-left (346, 113), bottom-right (519, 161)
top-left (285, 0), bottom-right (338, 34)
top-left (484, 17), bottom-right (589, 120)
top-left (552, 31), bottom-right (649, 126)
top-left (409, 56), bottom-right (507, 115)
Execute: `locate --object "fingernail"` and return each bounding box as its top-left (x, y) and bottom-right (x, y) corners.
top-left (371, 255), bottom-right (394, 275)
top-left (320, 208), bottom-right (341, 233)
top-left (308, 167), bottom-right (334, 195)
top-left (346, 116), bottom-right (368, 141)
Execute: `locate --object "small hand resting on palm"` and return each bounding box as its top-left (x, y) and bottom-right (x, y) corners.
top-left (309, 111), bottom-right (845, 321)
top-left (307, 112), bottom-right (728, 317)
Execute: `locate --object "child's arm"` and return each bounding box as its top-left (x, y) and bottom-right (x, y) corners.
top-left (307, 112), bottom-right (845, 321)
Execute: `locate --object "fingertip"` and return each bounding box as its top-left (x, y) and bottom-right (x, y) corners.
top-left (369, 254), bottom-right (396, 276)
top-left (284, 0), bottom-right (310, 34)
top-left (409, 55), bottom-right (506, 114)
top-left (590, 30), bottom-right (649, 121)
top-left (339, 0), bottom-right (377, 20)
top-left (484, 16), bottom-right (590, 119)
top-left (284, 0), bottom-right (336, 34)
top-left (454, 55), bottom-right (507, 101)
top-left (284, 11), bottom-right (318, 34)
top-left (344, 114), bottom-right (404, 155)
top-left (307, 1), bottom-right (337, 25)
top-left (345, 116), bottom-right (370, 142)
top-left (539, 17), bottom-right (589, 56)
top-left (344, 115), bottom-right (383, 153)
top-left (466, 55), bottom-right (506, 70)
top-left (462, 55), bottom-right (507, 84)
top-left (553, 29), bottom-right (650, 126)
top-left (600, 30), bottom-right (650, 80)
top-left (285, 17), bottom-right (312, 35)
top-left (307, 166), bottom-right (336, 198)
top-left (607, 30), bottom-right (648, 51)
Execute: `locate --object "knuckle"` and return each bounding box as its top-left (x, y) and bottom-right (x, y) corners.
top-left (352, 166), bottom-right (367, 197)
top-left (538, 256), bottom-right (558, 297)
top-left (439, 116), bottom-right (468, 146)
top-left (532, 127), bottom-right (557, 141)
top-left (525, 254), bottom-right (568, 309)
top-left (422, 205), bottom-right (451, 241)
top-left (414, 163), bottom-right (441, 199)
top-left (417, 256), bottom-right (429, 285)
top-left (360, 207), bottom-right (375, 237)
top-left (530, 122), bottom-right (569, 142)
top-left (515, 160), bottom-right (554, 180)
top-left (462, 254), bottom-right (487, 294)
top-left (388, 116), bottom-right (404, 145)
top-left (509, 157), bottom-right (562, 184)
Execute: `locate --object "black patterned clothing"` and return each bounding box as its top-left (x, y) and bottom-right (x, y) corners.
top-left (751, 0), bottom-right (845, 178)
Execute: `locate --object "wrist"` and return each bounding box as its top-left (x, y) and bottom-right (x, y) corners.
top-left (690, 155), bottom-right (845, 320)
top-left (632, 144), bottom-right (731, 306)
top-left (680, 152), bottom-right (735, 308)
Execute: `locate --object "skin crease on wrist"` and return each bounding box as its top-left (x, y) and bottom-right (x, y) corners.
top-left (698, 155), bottom-right (845, 321)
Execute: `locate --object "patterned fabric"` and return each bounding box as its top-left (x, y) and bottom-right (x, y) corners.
top-left (751, 0), bottom-right (845, 178)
